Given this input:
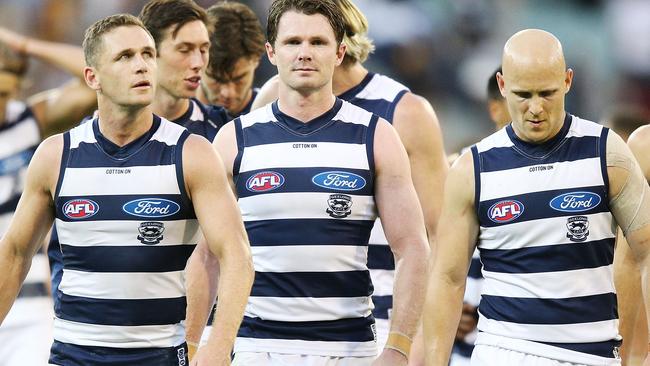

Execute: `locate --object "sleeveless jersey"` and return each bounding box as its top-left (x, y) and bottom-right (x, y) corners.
top-left (48, 99), bottom-right (225, 302)
top-left (233, 99), bottom-right (379, 356)
top-left (52, 116), bottom-right (200, 352)
top-left (0, 101), bottom-right (50, 318)
top-left (472, 114), bottom-right (619, 364)
top-left (339, 72), bottom-right (409, 334)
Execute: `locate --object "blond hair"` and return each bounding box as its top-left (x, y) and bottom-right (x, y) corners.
top-left (337, 0), bottom-right (374, 65)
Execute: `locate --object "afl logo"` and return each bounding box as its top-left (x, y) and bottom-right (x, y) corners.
top-left (488, 200), bottom-right (524, 223)
top-left (549, 192), bottom-right (601, 213)
top-left (122, 198), bottom-right (180, 218)
top-left (63, 199), bottom-right (99, 219)
top-left (246, 171), bottom-right (285, 192)
top-left (312, 171), bottom-right (366, 191)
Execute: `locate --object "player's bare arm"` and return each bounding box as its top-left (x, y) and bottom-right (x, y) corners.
top-left (371, 119), bottom-right (429, 365)
top-left (182, 134), bottom-right (253, 365)
top-left (423, 152), bottom-right (479, 366)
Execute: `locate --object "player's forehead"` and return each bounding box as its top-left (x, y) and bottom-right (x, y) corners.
top-left (161, 20), bottom-right (209, 46)
top-left (276, 11), bottom-right (336, 41)
top-left (101, 26), bottom-right (155, 57)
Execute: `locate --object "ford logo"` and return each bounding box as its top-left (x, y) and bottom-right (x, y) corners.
top-left (122, 198), bottom-right (181, 218)
top-left (549, 191), bottom-right (601, 213)
top-left (312, 171), bottom-right (366, 191)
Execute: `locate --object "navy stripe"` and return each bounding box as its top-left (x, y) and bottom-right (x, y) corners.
top-left (600, 128), bottom-right (610, 207)
top-left (471, 146), bottom-right (481, 214)
top-left (371, 295), bottom-right (392, 319)
top-left (539, 339), bottom-right (620, 359)
top-left (366, 114), bottom-right (378, 178)
top-left (233, 118), bottom-right (244, 177)
top-left (479, 135), bottom-right (600, 173)
top-left (367, 244), bottom-right (394, 270)
top-left (245, 219), bottom-right (374, 246)
top-left (236, 167), bottom-right (374, 198)
top-left (479, 293), bottom-right (617, 325)
top-left (50, 341), bottom-right (188, 366)
top-left (0, 194), bottom-right (20, 215)
top-left (60, 244), bottom-right (195, 273)
top-left (467, 257), bottom-right (483, 279)
top-left (241, 119), bottom-right (371, 147)
top-left (386, 89), bottom-right (408, 122)
top-left (271, 99), bottom-right (343, 134)
top-left (478, 186), bottom-right (609, 228)
top-left (55, 194), bottom-right (196, 222)
top-left (251, 270), bottom-right (373, 298)
top-left (452, 340), bottom-right (475, 358)
top-left (338, 72), bottom-right (374, 104)
top-left (238, 315), bottom-right (375, 342)
top-left (54, 132), bottom-right (71, 202)
top-left (68, 140), bottom-right (176, 168)
top-left (56, 293), bottom-right (186, 326)
top-left (480, 238), bottom-right (614, 274)
top-left (48, 226), bottom-right (63, 297)
top-left (0, 147), bottom-right (35, 175)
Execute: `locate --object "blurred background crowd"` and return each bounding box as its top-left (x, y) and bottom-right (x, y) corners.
top-left (1, 0), bottom-right (649, 152)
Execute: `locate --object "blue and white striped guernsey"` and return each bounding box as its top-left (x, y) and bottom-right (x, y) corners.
top-left (233, 98), bottom-right (379, 357)
top-left (339, 72), bottom-right (409, 347)
top-left (472, 114), bottom-right (620, 364)
top-left (51, 116), bottom-right (200, 357)
top-left (0, 101), bottom-right (51, 318)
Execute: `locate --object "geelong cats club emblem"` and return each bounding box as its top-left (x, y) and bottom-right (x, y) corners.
top-left (326, 194), bottom-right (352, 218)
top-left (566, 216), bottom-right (589, 242)
top-left (137, 221), bottom-right (165, 244)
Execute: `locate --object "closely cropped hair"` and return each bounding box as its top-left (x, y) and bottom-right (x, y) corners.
top-left (207, 1), bottom-right (265, 79)
top-left (139, 0), bottom-right (208, 49)
top-left (267, 0), bottom-right (345, 47)
top-left (82, 13), bottom-right (148, 67)
top-left (0, 43), bottom-right (28, 76)
top-left (336, 0), bottom-right (374, 65)
top-left (487, 67), bottom-right (504, 101)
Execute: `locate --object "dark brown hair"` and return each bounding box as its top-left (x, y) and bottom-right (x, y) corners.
top-left (82, 13), bottom-right (149, 67)
top-left (267, 0), bottom-right (346, 47)
top-left (139, 0), bottom-right (208, 50)
top-left (206, 1), bottom-right (265, 80)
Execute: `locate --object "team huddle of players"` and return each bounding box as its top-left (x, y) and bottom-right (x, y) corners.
top-left (0, 1), bottom-right (649, 366)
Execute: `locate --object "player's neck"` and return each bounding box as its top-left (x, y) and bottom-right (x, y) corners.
top-left (96, 102), bottom-right (154, 147)
top-left (333, 63), bottom-right (368, 96)
top-left (277, 83), bottom-right (336, 123)
top-left (153, 88), bottom-right (190, 121)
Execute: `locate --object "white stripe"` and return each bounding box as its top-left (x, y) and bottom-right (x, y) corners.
top-left (464, 276), bottom-right (483, 306)
top-left (368, 218), bottom-right (389, 245)
top-left (59, 165), bottom-right (181, 196)
top-left (239, 142), bottom-right (369, 172)
top-left (332, 102), bottom-right (373, 126)
top-left (0, 117), bottom-right (40, 159)
top-left (69, 121), bottom-right (97, 149)
top-left (475, 332), bottom-right (621, 366)
top-left (369, 269), bottom-right (394, 297)
top-left (356, 74), bottom-right (408, 101)
top-left (188, 100), bottom-right (205, 122)
top-left (60, 269), bottom-right (185, 299)
top-left (252, 245), bottom-right (368, 272)
top-left (246, 296), bottom-right (372, 322)
top-left (481, 265), bottom-right (614, 299)
top-left (477, 316), bottom-right (619, 346)
top-left (53, 317), bottom-right (184, 348)
top-left (480, 158), bottom-right (604, 200)
top-left (56, 219), bottom-right (200, 247)
top-left (478, 212), bottom-right (614, 250)
top-left (239, 192), bottom-right (376, 221)
top-left (566, 116), bottom-right (603, 138)
top-left (24, 253), bottom-right (50, 284)
top-left (240, 104), bottom-right (275, 129)
top-left (234, 336), bottom-right (378, 357)
top-left (475, 129), bottom-right (513, 153)
top-left (151, 118), bottom-right (185, 145)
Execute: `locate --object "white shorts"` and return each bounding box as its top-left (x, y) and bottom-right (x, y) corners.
top-left (0, 297), bottom-right (54, 366)
top-left (471, 344), bottom-right (621, 366)
top-left (232, 351), bottom-right (375, 366)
